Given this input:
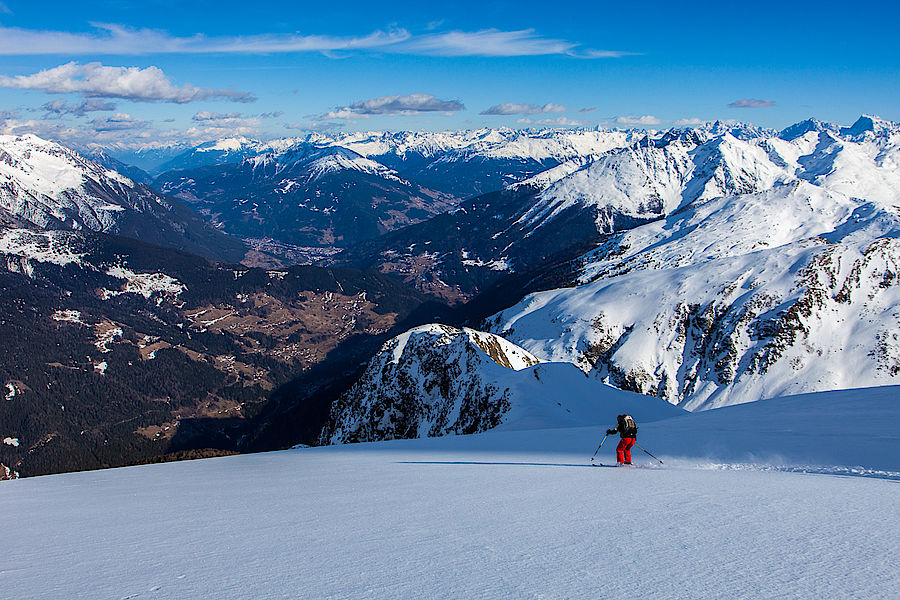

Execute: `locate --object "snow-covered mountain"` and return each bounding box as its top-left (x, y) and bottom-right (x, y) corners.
top-left (323, 323), bottom-right (684, 443)
top-left (143, 128), bottom-right (640, 263)
top-left (330, 128), bottom-right (638, 166)
top-left (334, 123), bottom-right (786, 299)
top-left (482, 116), bottom-right (900, 410)
top-left (0, 134), bottom-right (245, 262)
top-left (155, 143), bottom-right (458, 248)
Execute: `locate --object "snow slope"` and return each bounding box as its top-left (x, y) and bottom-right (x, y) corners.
top-left (1, 133), bottom-right (136, 231)
top-left (2, 385), bottom-right (898, 600)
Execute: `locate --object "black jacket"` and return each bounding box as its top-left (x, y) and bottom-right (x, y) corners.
top-left (606, 414), bottom-right (637, 439)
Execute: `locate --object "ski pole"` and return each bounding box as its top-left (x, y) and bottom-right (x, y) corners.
top-left (635, 443), bottom-right (663, 464)
top-left (590, 434), bottom-right (608, 463)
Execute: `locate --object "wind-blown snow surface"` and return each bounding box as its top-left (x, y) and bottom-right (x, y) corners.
top-left (487, 116), bottom-right (900, 409)
top-left (2, 385), bottom-right (898, 600)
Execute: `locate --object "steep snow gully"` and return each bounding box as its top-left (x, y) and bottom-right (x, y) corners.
top-left (2, 385), bottom-right (898, 599)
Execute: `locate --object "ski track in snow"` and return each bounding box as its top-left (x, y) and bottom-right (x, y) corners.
top-left (2, 409), bottom-right (899, 600)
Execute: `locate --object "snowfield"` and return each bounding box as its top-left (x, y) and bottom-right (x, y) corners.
top-left (2, 385), bottom-right (898, 600)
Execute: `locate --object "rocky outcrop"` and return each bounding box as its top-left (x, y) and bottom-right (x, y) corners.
top-left (322, 324), bottom-right (685, 443)
top-left (322, 325), bottom-right (540, 443)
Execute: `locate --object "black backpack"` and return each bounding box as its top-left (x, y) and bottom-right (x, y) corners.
top-left (621, 415), bottom-right (637, 437)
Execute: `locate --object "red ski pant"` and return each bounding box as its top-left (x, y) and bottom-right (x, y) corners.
top-left (617, 437), bottom-right (636, 463)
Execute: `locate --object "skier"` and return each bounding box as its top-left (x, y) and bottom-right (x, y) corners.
top-left (606, 414), bottom-right (638, 466)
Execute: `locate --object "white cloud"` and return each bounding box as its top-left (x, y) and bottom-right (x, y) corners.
top-left (190, 111), bottom-right (262, 133)
top-left (0, 23), bottom-right (397, 55)
top-left (728, 98), bottom-right (775, 108)
top-left (42, 98), bottom-right (116, 116)
top-left (1, 117), bottom-right (125, 146)
top-left (398, 29), bottom-right (629, 58)
top-left (192, 111), bottom-right (243, 121)
top-left (0, 23), bottom-right (633, 59)
top-left (320, 94), bottom-right (465, 120)
top-left (0, 2), bottom-right (11, 15)
top-left (89, 112), bottom-right (150, 131)
top-left (517, 116), bottom-right (584, 127)
top-left (481, 102), bottom-right (567, 116)
top-left (674, 117), bottom-right (705, 126)
top-left (1, 113), bottom-right (248, 151)
top-left (0, 62), bottom-right (255, 103)
top-left (614, 115), bottom-right (661, 126)
top-left (285, 121), bottom-right (343, 132)
top-left (319, 107), bottom-right (366, 121)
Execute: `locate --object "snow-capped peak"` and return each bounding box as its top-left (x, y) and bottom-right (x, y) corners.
top-left (0, 134), bottom-right (155, 232)
top-left (840, 114), bottom-right (897, 139)
top-left (247, 144), bottom-right (406, 184)
top-left (197, 137), bottom-right (259, 152)
top-left (388, 324), bottom-right (541, 370)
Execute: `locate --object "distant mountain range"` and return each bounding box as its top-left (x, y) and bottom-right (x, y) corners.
top-left (143, 128), bottom-right (641, 261)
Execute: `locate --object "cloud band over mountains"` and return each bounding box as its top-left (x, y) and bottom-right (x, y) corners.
top-left (0, 23), bottom-right (633, 59)
top-left (728, 98), bottom-right (775, 108)
top-left (481, 103), bottom-right (568, 115)
top-left (320, 94), bottom-right (465, 120)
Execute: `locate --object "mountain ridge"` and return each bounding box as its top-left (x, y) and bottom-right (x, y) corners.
top-left (0, 134), bottom-right (245, 263)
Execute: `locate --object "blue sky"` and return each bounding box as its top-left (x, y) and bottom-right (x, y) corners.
top-left (0, 0), bottom-right (897, 149)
